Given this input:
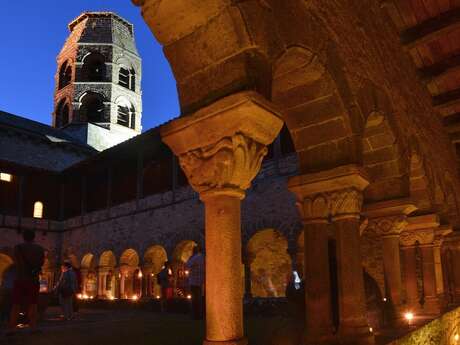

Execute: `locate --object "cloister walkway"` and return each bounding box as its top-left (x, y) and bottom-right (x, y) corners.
top-left (0, 307), bottom-right (293, 345)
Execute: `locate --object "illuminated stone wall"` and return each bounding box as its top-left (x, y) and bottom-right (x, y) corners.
top-left (388, 306), bottom-right (460, 345)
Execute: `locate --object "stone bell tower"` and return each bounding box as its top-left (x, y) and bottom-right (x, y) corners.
top-left (53, 12), bottom-right (142, 151)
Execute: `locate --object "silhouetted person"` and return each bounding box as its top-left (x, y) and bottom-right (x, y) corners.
top-left (8, 230), bottom-right (44, 335)
top-left (185, 245), bottom-right (205, 320)
top-left (157, 261), bottom-right (173, 312)
top-left (72, 265), bottom-right (82, 314)
top-left (54, 262), bottom-right (77, 321)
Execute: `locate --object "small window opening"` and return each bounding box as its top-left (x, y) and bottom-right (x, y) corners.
top-left (33, 201), bottom-right (43, 219)
top-left (80, 93), bottom-right (105, 123)
top-left (118, 66), bottom-right (136, 92)
top-left (58, 62), bottom-right (72, 89)
top-left (0, 173), bottom-right (12, 182)
top-left (82, 53), bottom-right (106, 82)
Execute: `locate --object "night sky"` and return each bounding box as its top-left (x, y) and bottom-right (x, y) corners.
top-left (0, 1), bottom-right (180, 131)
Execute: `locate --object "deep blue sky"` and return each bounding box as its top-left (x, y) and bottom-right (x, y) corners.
top-left (0, 1), bottom-right (179, 131)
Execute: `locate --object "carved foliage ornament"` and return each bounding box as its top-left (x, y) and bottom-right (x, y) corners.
top-left (400, 228), bottom-right (435, 246)
top-left (366, 216), bottom-right (408, 237)
top-left (178, 133), bottom-right (268, 194)
top-left (298, 188), bottom-right (363, 221)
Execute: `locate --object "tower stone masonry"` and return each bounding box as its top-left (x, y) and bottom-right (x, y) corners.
top-left (53, 12), bottom-right (142, 151)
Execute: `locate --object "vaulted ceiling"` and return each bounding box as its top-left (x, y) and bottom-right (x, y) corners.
top-left (382, 1), bottom-right (460, 165)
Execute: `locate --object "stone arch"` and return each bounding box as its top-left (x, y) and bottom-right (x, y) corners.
top-left (172, 240), bottom-right (197, 264)
top-left (81, 253), bottom-right (97, 269)
top-left (81, 52), bottom-right (106, 82)
top-left (115, 96), bottom-right (136, 129)
top-left (81, 253), bottom-right (98, 297)
top-left (55, 98), bottom-right (70, 128)
top-left (119, 249), bottom-right (140, 299)
top-left (409, 142), bottom-right (434, 212)
top-left (79, 91), bottom-right (106, 123)
top-left (99, 250), bottom-right (117, 268)
top-left (247, 229), bottom-right (292, 297)
top-left (99, 251), bottom-right (117, 299)
top-left (359, 86), bottom-right (409, 202)
top-left (272, 46), bottom-right (361, 173)
top-left (58, 60), bottom-right (72, 89)
top-left (0, 253), bottom-right (13, 286)
top-left (444, 173), bottom-right (459, 219)
top-left (143, 245), bottom-right (168, 297)
top-left (172, 240), bottom-right (197, 297)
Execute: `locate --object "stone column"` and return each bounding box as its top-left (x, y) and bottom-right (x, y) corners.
top-left (452, 246), bottom-right (460, 303)
top-left (362, 200), bottom-right (417, 313)
top-left (161, 91), bottom-right (283, 345)
top-left (289, 165), bottom-right (372, 344)
top-left (81, 268), bottom-right (88, 295)
top-left (402, 214), bottom-right (442, 316)
top-left (400, 245), bottom-right (419, 310)
top-left (288, 188), bottom-right (333, 343)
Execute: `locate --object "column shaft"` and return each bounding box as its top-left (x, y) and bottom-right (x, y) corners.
top-left (420, 245), bottom-right (440, 314)
top-left (382, 236), bottom-right (402, 306)
top-left (402, 246), bottom-right (419, 309)
top-left (334, 217), bottom-right (369, 337)
top-left (452, 249), bottom-right (460, 302)
top-left (304, 221), bottom-right (333, 341)
top-left (204, 194), bottom-right (244, 344)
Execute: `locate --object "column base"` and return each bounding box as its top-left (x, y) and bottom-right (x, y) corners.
top-left (337, 326), bottom-right (374, 345)
top-left (203, 338), bottom-right (247, 345)
top-left (421, 297), bottom-right (441, 316)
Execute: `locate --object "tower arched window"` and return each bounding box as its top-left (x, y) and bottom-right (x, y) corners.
top-left (80, 92), bottom-right (105, 123)
top-left (81, 53), bottom-right (106, 82)
top-left (58, 61), bottom-right (72, 89)
top-left (33, 201), bottom-right (43, 219)
top-left (116, 98), bottom-right (135, 128)
top-left (56, 99), bottom-right (70, 128)
top-left (118, 66), bottom-right (136, 91)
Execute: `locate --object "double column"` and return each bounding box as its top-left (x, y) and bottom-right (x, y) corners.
top-left (400, 214), bottom-right (448, 316)
top-left (289, 165), bottom-right (373, 344)
top-left (161, 91), bottom-right (283, 345)
top-left (363, 200), bottom-right (416, 314)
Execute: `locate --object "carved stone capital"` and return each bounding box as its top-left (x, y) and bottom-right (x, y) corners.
top-left (400, 228), bottom-right (435, 246)
top-left (296, 194), bottom-right (329, 223)
top-left (329, 188), bottom-right (363, 219)
top-left (367, 215), bottom-right (408, 237)
top-left (161, 91), bottom-right (283, 198)
top-left (179, 133), bottom-right (267, 197)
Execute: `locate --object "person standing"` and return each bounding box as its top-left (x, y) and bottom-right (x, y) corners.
top-left (185, 245), bottom-right (205, 320)
top-left (54, 262), bottom-right (77, 321)
top-left (7, 230), bottom-right (45, 335)
top-left (71, 265), bottom-right (82, 315)
top-left (157, 261), bottom-right (173, 313)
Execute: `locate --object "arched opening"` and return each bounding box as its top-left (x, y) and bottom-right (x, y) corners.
top-left (272, 47), bottom-right (359, 174)
top-left (247, 229), bottom-right (292, 297)
top-left (409, 147), bottom-right (433, 212)
top-left (81, 52), bottom-right (106, 82)
top-left (362, 110), bottom-right (408, 202)
top-left (81, 253), bottom-right (98, 298)
top-left (33, 201), bottom-right (43, 218)
top-left (116, 97), bottom-right (136, 129)
top-left (172, 240), bottom-right (197, 297)
top-left (99, 251), bottom-right (117, 299)
top-left (120, 249), bottom-right (140, 299)
top-left (143, 245), bottom-right (167, 298)
top-left (118, 66), bottom-right (136, 92)
top-left (58, 61), bottom-right (72, 89)
top-left (80, 92), bottom-right (105, 123)
top-left (56, 99), bottom-right (70, 128)
top-left (40, 251), bottom-right (55, 293)
top-left (0, 253), bottom-right (13, 286)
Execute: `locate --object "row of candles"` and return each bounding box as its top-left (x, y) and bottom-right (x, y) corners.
top-left (77, 293), bottom-right (192, 301)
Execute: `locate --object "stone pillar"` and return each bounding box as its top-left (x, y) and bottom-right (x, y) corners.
top-left (289, 165), bottom-right (372, 344)
top-left (362, 200), bottom-right (417, 314)
top-left (401, 214), bottom-right (443, 316)
top-left (420, 243), bottom-right (440, 314)
top-left (161, 91), bottom-right (283, 345)
top-left (288, 189), bottom-right (333, 343)
top-left (401, 245), bottom-right (419, 310)
top-left (452, 246), bottom-right (460, 303)
top-left (81, 268), bottom-right (88, 295)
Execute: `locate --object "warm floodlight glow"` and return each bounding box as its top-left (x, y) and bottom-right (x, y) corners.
top-left (185, 270), bottom-right (190, 276)
top-left (187, 294), bottom-right (192, 300)
top-left (382, 297), bottom-right (387, 302)
top-left (131, 295), bottom-right (139, 301)
top-left (369, 327), bottom-right (373, 333)
top-left (138, 271), bottom-right (143, 278)
top-left (455, 334), bottom-right (459, 342)
top-left (33, 201), bottom-right (44, 218)
top-left (404, 312), bottom-right (414, 321)
top-left (156, 295), bottom-right (161, 299)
